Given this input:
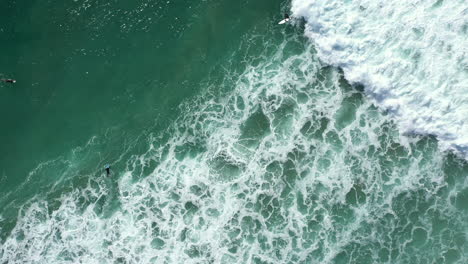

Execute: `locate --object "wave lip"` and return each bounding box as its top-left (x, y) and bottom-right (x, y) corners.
top-left (292, 0), bottom-right (468, 158)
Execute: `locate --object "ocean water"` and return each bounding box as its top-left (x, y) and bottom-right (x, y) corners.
top-left (292, 0), bottom-right (468, 157)
top-left (0, 0), bottom-right (467, 263)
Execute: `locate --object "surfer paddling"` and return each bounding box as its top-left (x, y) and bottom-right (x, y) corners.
top-left (278, 13), bottom-right (291, 25)
top-left (1, 78), bottom-right (16, 83)
top-left (104, 164), bottom-right (111, 176)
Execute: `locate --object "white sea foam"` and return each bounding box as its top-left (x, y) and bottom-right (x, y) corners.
top-left (2, 35), bottom-right (462, 263)
top-left (292, 0), bottom-right (468, 158)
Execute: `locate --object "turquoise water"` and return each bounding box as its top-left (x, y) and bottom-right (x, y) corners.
top-left (1, 0), bottom-right (467, 263)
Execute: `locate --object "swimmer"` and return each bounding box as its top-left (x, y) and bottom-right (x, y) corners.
top-left (1, 79), bottom-right (16, 83)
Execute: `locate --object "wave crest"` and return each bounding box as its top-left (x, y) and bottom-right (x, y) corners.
top-left (292, 0), bottom-right (468, 158)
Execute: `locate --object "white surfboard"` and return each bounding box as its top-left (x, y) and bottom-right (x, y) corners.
top-left (278, 18), bottom-right (290, 25)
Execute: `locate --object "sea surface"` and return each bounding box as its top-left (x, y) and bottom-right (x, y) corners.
top-left (0, 0), bottom-right (467, 263)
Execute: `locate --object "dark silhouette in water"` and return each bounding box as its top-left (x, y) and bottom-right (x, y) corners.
top-left (1, 79), bottom-right (16, 83)
top-left (105, 164), bottom-right (110, 176)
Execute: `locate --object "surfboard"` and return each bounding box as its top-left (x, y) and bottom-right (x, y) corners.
top-left (278, 18), bottom-right (290, 25)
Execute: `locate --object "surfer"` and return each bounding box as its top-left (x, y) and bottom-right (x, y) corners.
top-left (1, 79), bottom-right (16, 83)
top-left (278, 13), bottom-right (291, 24)
top-left (104, 164), bottom-right (111, 176)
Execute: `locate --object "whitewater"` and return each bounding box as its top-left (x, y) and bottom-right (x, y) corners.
top-left (292, 0), bottom-right (468, 158)
top-left (1, 0), bottom-right (468, 263)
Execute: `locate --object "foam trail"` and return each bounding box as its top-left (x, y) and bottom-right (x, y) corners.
top-left (292, 0), bottom-right (468, 158)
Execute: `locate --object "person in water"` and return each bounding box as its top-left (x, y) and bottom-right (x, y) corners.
top-left (284, 13), bottom-right (290, 20)
top-left (1, 79), bottom-right (16, 83)
top-left (104, 164), bottom-right (111, 176)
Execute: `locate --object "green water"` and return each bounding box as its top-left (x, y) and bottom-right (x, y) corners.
top-left (1, 0), bottom-right (467, 263)
top-left (0, 0), bottom-right (282, 212)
